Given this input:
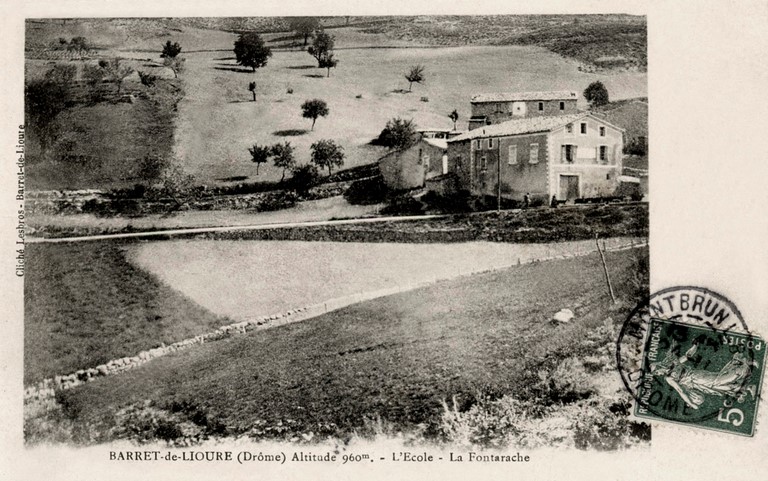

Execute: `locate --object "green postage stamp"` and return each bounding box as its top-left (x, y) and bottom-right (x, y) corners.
top-left (618, 286), bottom-right (766, 436)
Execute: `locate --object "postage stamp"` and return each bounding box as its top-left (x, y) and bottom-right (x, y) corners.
top-left (617, 286), bottom-right (765, 436)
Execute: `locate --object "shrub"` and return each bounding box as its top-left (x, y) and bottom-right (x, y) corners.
top-left (380, 194), bottom-right (424, 215)
top-left (344, 176), bottom-right (388, 205)
top-left (572, 396), bottom-right (650, 450)
top-left (372, 117), bottom-right (417, 150)
top-left (287, 164), bottom-right (320, 196)
top-left (138, 71), bottom-right (158, 87)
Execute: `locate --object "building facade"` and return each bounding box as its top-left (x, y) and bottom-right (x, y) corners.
top-left (468, 91), bottom-right (579, 130)
top-left (447, 113), bottom-right (624, 203)
top-left (379, 138), bottom-right (448, 190)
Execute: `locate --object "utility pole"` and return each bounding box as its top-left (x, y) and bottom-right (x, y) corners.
top-left (496, 143), bottom-right (502, 212)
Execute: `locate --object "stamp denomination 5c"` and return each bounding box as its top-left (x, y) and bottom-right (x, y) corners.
top-left (617, 286), bottom-right (765, 436)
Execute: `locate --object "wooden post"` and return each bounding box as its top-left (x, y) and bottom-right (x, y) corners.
top-left (497, 155), bottom-right (501, 212)
top-left (596, 234), bottom-right (617, 303)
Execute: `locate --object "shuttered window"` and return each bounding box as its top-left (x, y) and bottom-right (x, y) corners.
top-left (508, 144), bottom-right (518, 165)
top-left (529, 143), bottom-right (539, 164)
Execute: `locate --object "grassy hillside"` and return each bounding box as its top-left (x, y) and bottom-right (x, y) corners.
top-left (24, 241), bottom-right (231, 384)
top-left (173, 44), bottom-right (646, 185)
top-left (358, 15), bottom-right (646, 70)
top-left (48, 247), bottom-right (648, 444)
top-left (25, 17), bottom-right (647, 191)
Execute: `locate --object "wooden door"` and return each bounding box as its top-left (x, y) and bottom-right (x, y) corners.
top-left (559, 175), bottom-right (579, 201)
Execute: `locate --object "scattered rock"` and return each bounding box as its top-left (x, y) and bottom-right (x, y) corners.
top-left (552, 308), bottom-right (574, 324)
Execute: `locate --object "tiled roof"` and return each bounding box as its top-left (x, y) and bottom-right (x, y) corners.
top-left (423, 138), bottom-right (448, 149)
top-left (471, 91), bottom-right (578, 103)
top-left (449, 113), bottom-right (588, 142)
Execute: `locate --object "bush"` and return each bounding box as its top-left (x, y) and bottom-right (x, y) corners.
top-left (420, 190), bottom-right (473, 213)
top-left (380, 194), bottom-right (424, 215)
top-left (624, 136), bottom-right (647, 155)
top-left (287, 164), bottom-right (320, 196)
top-left (138, 71), bottom-right (158, 87)
top-left (344, 175), bottom-right (388, 205)
top-left (572, 396), bottom-right (650, 450)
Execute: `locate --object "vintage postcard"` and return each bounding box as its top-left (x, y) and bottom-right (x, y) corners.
top-left (1, 1), bottom-right (766, 480)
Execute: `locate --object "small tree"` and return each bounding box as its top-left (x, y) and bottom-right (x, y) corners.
top-left (405, 64), bottom-right (425, 92)
top-left (271, 142), bottom-right (296, 181)
top-left (307, 30), bottom-right (335, 67)
top-left (161, 41), bottom-right (182, 59)
top-left (376, 117), bottom-right (417, 150)
top-left (163, 56), bottom-right (185, 78)
top-left (301, 99), bottom-right (329, 130)
top-left (234, 33), bottom-right (273, 72)
top-left (67, 36), bottom-right (91, 57)
top-left (310, 139), bottom-right (344, 175)
top-left (248, 81), bottom-right (257, 101)
top-left (288, 164), bottom-right (320, 195)
top-left (98, 58), bottom-right (134, 94)
top-left (584, 81), bottom-right (609, 107)
top-left (248, 144), bottom-right (271, 175)
top-left (318, 53), bottom-right (338, 77)
top-left (449, 109), bottom-right (459, 130)
top-left (287, 17), bottom-right (320, 46)
top-left (159, 162), bottom-right (196, 210)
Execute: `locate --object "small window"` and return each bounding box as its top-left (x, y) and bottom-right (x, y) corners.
top-left (599, 145), bottom-right (608, 162)
top-left (538, 102), bottom-right (544, 111)
top-left (529, 143), bottom-right (539, 164)
top-left (599, 126), bottom-right (606, 137)
top-left (563, 144), bottom-right (576, 163)
top-left (488, 138), bottom-right (494, 149)
top-left (508, 144), bottom-right (518, 165)
top-left (481, 156), bottom-right (487, 171)
top-left (565, 124), bottom-right (573, 134)
top-left (559, 101), bottom-right (565, 110)
top-left (580, 122), bottom-right (587, 134)
top-left (475, 139), bottom-right (482, 150)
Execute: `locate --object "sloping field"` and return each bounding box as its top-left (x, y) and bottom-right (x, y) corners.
top-left (24, 241), bottom-right (230, 384)
top-left (128, 238), bottom-right (640, 320)
top-left (174, 42), bottom-right (647, 184)
top-left (54, 247), bottom-right (647, 441)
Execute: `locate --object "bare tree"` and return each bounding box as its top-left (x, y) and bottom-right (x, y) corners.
top-left (98, 58), bottom-right (134, 94)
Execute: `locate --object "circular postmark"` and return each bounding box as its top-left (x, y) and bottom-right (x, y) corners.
top-left (616, 286), bottom-right (764, 433)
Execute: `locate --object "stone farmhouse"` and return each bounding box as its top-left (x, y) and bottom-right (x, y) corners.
top-left (447, 112), bottom-right (625, 203)
top-left (379, 128), bottom-right (460, 190)
top-left (468, 90), bottom-right (578, 130)
top-left (378, 91), bottom-right (630, 203)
